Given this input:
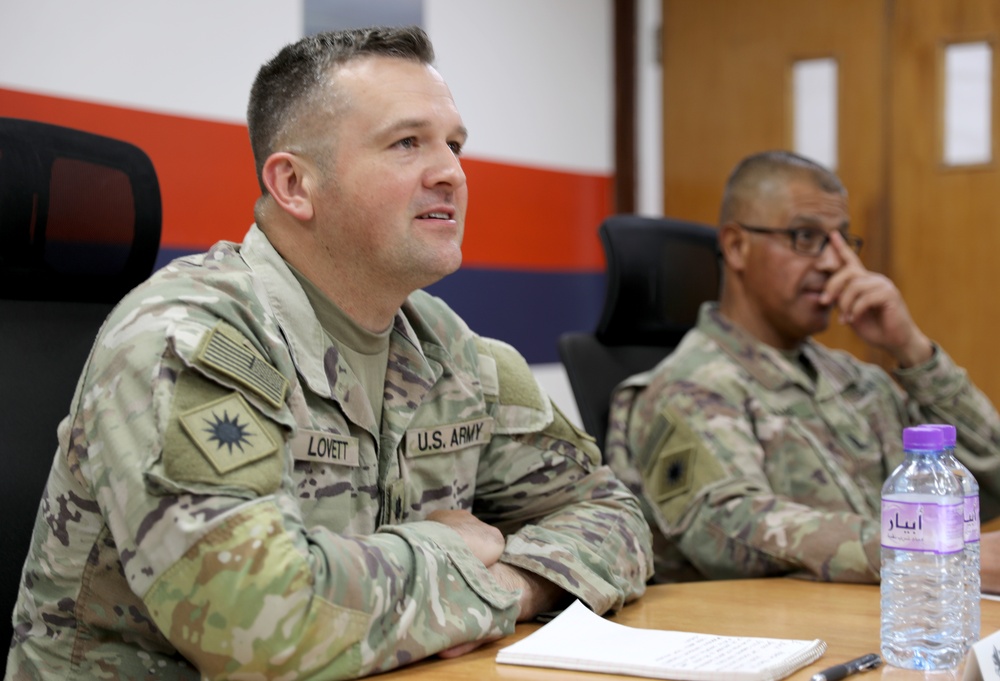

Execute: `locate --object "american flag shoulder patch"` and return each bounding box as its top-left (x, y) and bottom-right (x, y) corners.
top-left (195, 322), bottom-right (289, 408)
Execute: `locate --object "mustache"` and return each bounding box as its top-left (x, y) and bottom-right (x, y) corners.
top-left (800, 276), bottom-right (831, 294)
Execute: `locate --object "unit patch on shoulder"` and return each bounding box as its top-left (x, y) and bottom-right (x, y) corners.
top-left (196, 322), bottom-right (288, 408)
top-left (179, 392), bottom-right (278, 474)
top-left (642, 409), bottom-right (728, 526)
top-left (649, 448), bottom-right (694, 502)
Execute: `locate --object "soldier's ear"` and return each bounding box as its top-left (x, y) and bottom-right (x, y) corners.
top-left (719, 221), bottom-right (748, 273)
top-left (261, 152), bottom-right (317, 222)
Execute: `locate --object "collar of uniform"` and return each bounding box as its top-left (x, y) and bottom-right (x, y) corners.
top-left (377, 294), bottom-right (447, 453)
top-left (699, 302), bottom-right (816, 392)
top-left (240, 226), bottom-right (444, 427)
top-left (699, 303), bottom-right (862, 397)
top-left (799, 340), bottom-right (860, 400)
top-left (240, 225), bottom-right (333, 398)
top-left (395, 294), bottom-right (449, 388)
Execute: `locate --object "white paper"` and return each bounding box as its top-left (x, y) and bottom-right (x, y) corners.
top-left (496, 600), bottom-right (826, 681)
top-left (963, 628), bottom-right (1000, 681)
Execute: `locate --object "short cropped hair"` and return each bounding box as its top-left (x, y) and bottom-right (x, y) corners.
top-left (719, 150), bottom-right (845, 224)
top-left (247, 25), bottom-right (435, 193)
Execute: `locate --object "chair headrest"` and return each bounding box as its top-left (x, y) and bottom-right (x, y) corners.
top-left (595, 214), bottom-right (720, 346)
top-left (0, 117), bottom-right (162, 303)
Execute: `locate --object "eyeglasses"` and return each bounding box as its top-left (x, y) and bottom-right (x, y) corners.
top-left (735, 223), bottom-right (863, 256)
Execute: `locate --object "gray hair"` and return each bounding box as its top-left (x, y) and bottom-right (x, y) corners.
top-left (719, 150), bottom-right (845, 224)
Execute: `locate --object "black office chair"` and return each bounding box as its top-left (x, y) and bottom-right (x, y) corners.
top-left (0, 117), bottom-right (161, 648)
top-left (558, 215), bottom-right (720, 454)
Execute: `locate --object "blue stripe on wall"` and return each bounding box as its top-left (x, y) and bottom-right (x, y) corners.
top-left (154, 248), bottom-right (605, 364)
top-left (425, 268), bottom-right (605, 364)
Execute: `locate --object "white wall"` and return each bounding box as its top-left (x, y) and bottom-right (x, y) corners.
top-left (0, 0), bottom-right (298, 123)
top-left (427, 0), bottom-right (613, 175)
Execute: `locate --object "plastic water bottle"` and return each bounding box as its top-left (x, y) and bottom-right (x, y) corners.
top-left (880, 426), bottom-right (966, 670)
top-left (929, 423), bottom-right (980, 653)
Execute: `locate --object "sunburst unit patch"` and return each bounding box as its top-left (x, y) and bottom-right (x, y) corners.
top-left (179, 393), bottom-right (278, 474)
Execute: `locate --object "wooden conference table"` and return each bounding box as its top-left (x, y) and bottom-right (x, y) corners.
top-left (378, 577), bottom-right (998, 681)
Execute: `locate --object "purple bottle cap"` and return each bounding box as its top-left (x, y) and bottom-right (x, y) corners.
top-left (902, 425), bottom-right (945, 450)
top-left (924, 423), bottom-right (957, 447)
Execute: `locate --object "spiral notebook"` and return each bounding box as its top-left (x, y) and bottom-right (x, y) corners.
top-left (496, 600), bottom-right (827, 681)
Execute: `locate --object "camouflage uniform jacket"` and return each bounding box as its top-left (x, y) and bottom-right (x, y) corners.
top-left (6, 225), bottom-right (652, 680)
top-left (606, 302), bottom-right (1000, 584)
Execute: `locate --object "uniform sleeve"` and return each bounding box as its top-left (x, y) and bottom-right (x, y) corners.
top-left (470, 339), bottom-right (653, 614)
top-left (85, 313), bottom-right (520, 681)
top-left (894, 345), bottom-right (1000, 514)
top-left (628, 381), bottom-right (881, 583)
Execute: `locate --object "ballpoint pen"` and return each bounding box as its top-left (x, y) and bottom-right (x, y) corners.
top-left (810, 653), bottom-right (883, 681)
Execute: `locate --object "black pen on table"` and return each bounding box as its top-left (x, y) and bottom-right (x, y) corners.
top-left (810, 652), bottom-right (883, 681)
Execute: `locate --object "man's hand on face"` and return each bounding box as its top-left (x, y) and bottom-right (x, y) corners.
top-left (819, 231), bottom-right (933, 367)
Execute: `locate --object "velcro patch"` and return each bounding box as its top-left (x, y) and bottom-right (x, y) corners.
top-left (405, 418), bottom-right (493, 457)
top-left (180, 393), bottom-right (278, 474)
top-left (475, 337), bottom-right (544, 411)
top-left (290, 428), bottom-right (360, 467)
top-left (196, 322), bottom-right (288, 408)
top-left (649, 448), bottom-right (694, 502)
top-left (643, 410), bottom-right (728, 526)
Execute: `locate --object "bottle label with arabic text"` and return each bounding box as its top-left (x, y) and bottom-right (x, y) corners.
top-left (881, 495), bottom-right (963, 554)
top-left (965, 494), bottom-right (981, 544)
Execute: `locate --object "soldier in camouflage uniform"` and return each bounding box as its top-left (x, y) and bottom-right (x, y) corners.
top-left (6, 26), bottom-right (653, 680)
top-left (605, 149), bottom-right (1000, 584)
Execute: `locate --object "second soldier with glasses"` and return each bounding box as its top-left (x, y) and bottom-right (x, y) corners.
top-left (604, 149), bottom-right (1000, 587)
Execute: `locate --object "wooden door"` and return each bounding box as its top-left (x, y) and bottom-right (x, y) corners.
top-left (890, 0), bottom-right (1000, 406)
top-left (661, 0), bottom-right (888, 361)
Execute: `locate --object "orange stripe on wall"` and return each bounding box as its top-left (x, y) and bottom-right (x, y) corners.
top-left (1, 87), bottom-right (609, 271)
top-left (1, 87), bottom-right (258, 252)
top-left (461, 159), bottom-right (609, 271)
